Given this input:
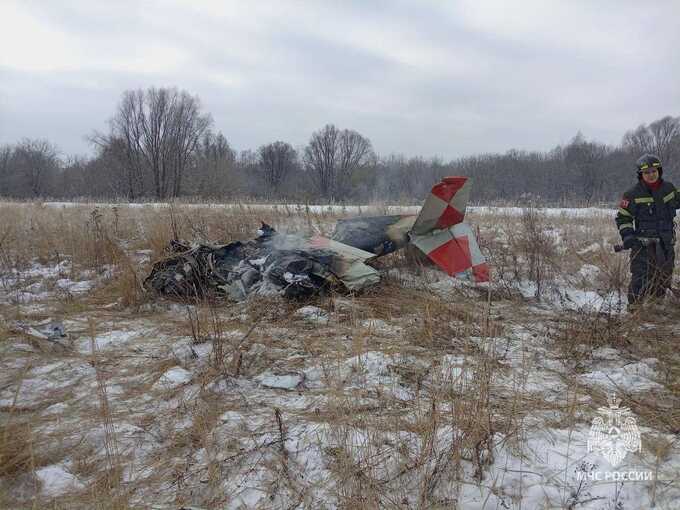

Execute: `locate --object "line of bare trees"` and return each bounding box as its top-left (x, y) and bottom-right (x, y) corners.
top-left (1, 86), bottom-right (679, 204)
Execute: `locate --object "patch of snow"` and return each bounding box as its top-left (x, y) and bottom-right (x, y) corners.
top-left (560, 288), bottom-right (606, 310)
top-left (154, 367), bottom-right (192, 390)
top-left (77, 329), bottom-right (138, 353)
top-left (226, 489), bottom-right (266, 509)
top-left (515, 369), bottom-right (567, 395)
top-left (220, 410), bottom-right (244, 423)
top-left (36, 464), bottom-right (83, 496)
top-left (303, 351), bottom-right (400, 389)
top-left (514, 279), bottom-right (625, 312)
top-left (470, 206), bottom-right (614, 218)
top-left (4, 290), bottom-right (51, 304)
top-left (294, 305), bottom-right (328, 323)
top-left (437, 355), bottom-right (469, 382)
top-left (44, 402), bottom-right (68, 414)
top-left (0, 370), bottom-right (84, 406)
top-left (170, 339), bottom-right (213, 362)
top-left (344, 351), bottom-right (407, 392)
top-left (21, 260), bottom-right (71, 279)
top-left (577, 264), bottom-right (601, 281)
top-left (205, 377), bottom-right (246, 395)
top-left (577, 242), bottom-right (601, 255)
top-left (55, 278), bottom-right (93, 293)
top-left (30, 362), bottom-right (67, 376)
top-left (591, 347), bottom-right (622, 361)
top-left (301, 365), bottom-right (329, 388)
top-left (540, 358), bottom-right (565, 371)
top-left (37, 202), bottom-right (617, 219)
top-left (24, 282), bottom-right (44, 292)
top-left (580, 361), bottom-right (662, 391)
top-left (192, 342), bottom-right (213, 358)
top-left (360, 318), bottom-right (400, 334)
top-left (104, 383), bottom-right (125, 397)
top-left (346, 351), bottom-right (390, 377)
top-left (255, 371), bottom-right (304, 390)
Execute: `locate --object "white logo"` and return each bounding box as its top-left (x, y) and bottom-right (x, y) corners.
top-left (588, 394), bottom-right (641, 467)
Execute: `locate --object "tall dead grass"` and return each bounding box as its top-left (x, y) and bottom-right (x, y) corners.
top-left (1, 201), bottom-right (678, 507)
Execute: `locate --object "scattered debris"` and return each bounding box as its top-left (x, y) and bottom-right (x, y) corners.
top-left (144, 226), bottom-right (379, 301)
top-left (9, 320), bottom-right (69, 349)
top-left (144, 177), bottom-right (489, 301)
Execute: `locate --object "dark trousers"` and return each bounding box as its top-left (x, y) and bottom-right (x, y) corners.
top-left (628, 239), bottom-right (675, 304)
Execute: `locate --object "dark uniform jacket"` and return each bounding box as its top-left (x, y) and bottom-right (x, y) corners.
top-left (615, 180), bottom-right (680, 243)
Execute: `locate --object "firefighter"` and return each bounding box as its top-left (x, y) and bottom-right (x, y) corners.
top-left (615, 154), bottom-right (680, 308)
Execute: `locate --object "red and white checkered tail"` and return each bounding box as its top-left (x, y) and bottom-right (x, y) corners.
top-left (410, 177), bottom-right (489, 282)
top-left (411, 176), bottom-right (471, 235)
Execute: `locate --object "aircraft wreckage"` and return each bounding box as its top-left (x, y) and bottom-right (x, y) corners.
top-left (144, 177), bottom-right (489, 301)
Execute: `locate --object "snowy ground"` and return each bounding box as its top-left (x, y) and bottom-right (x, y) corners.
top-left (1, 203), bottom-right (679, 509)
top-left (10, 199), bottom-right (617, 219)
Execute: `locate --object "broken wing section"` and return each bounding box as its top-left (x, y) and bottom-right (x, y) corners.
top-left (307, 236), bottom-right (381, 290)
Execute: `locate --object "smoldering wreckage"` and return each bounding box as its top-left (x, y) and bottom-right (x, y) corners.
top-left (144, 177), bottom-right (490, 301)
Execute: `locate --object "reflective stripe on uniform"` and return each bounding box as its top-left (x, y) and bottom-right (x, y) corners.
top-left (618, 223), bottom-right (634, 231)
top-left (663, 191), bottom-right (675, 203)
top-left (618, 208), bottom-right (632, 217)
top-left (634, 197), bottom-right (654, 204)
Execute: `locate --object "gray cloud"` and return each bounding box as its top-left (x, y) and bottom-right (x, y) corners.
top-left (1, 0), bottom-right (678, 158)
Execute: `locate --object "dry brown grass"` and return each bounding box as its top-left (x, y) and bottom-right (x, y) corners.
top-left (1, 201), bottom-right (679, 508)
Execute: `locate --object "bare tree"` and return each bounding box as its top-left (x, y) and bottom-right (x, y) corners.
top-left (337, 129), bottom-right (373, 196)
top-left (303, 124), bottom-right (374, 200)
top-left (0, 145), bottom-right (13, 194)
top-left (303, 124), bottom-right (337, 199)
top-left (622, 116), bottom-right (680, 170)
top-left (87, 133), bottom-right (143, 199)
top-left (564, 132), bottom-right (608, 202)
top-left (11, 139), bottom-right (60, 198)
top-left (94, 87), bottom-right (212, 199)
top-left (190, 131), bottom-right (237, 196)
top-left (257, 141), bottom-right (297, 195)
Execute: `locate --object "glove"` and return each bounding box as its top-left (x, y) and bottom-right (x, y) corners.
top-left (622, 235), bottom-right (638, 250)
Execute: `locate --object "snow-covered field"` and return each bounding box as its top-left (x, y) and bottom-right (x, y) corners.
top-left (1, 202), bottom-right (679, 509)
top-left (12, 199), bottom-right (617, 219)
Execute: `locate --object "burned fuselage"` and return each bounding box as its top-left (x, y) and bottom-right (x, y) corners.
top-left (144, 225), bottom-right (380, 301)
top-left (144, 176), bottom-right (489, 302)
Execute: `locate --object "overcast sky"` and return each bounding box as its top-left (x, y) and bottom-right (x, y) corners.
top-left (1, 0), bottom-right (678, 159)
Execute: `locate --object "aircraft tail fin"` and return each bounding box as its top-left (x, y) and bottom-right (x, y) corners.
top-left (410, 177), bottom-right (489, 282)
top-left (411, 176), bottom-right (471, 235)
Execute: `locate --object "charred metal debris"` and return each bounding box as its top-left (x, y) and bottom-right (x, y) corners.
top-left (143, 223), bottom-right (381, 301)
top-left (143, 177), bottom-right (489, 301)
